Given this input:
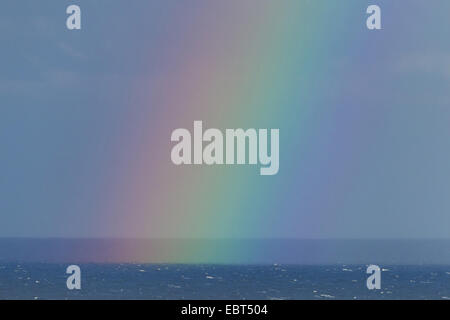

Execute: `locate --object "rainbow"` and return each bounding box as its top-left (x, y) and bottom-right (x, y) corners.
top-left (47, 1), bottom-right (440, 263)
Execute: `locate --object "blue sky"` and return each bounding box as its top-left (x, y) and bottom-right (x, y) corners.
top-left (1, 1), bottom-right (450, 239)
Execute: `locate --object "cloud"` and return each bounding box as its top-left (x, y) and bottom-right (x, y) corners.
top-left (395, 52), bottom-right (450, 79)
top-left (58, 42), bottom-right (87, 60)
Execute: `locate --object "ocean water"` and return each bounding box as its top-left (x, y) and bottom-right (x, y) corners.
top-left (0, 264), bottom-right (449, 300)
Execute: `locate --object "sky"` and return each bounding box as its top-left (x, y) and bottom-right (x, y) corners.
top-left (1, 0), bottom-right (450, 244)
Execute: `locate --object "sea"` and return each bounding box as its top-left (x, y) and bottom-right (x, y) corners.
top-left (0, 263), bottom-right (449, 300)
top-left (1, 239), bottom-right (449, 299)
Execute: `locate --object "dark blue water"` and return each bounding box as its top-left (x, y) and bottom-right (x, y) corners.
top-left (0, 264), bottom-right (449, 299)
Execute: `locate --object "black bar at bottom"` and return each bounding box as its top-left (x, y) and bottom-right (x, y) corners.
top-left (0, 300), bottom-right (448, 319)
